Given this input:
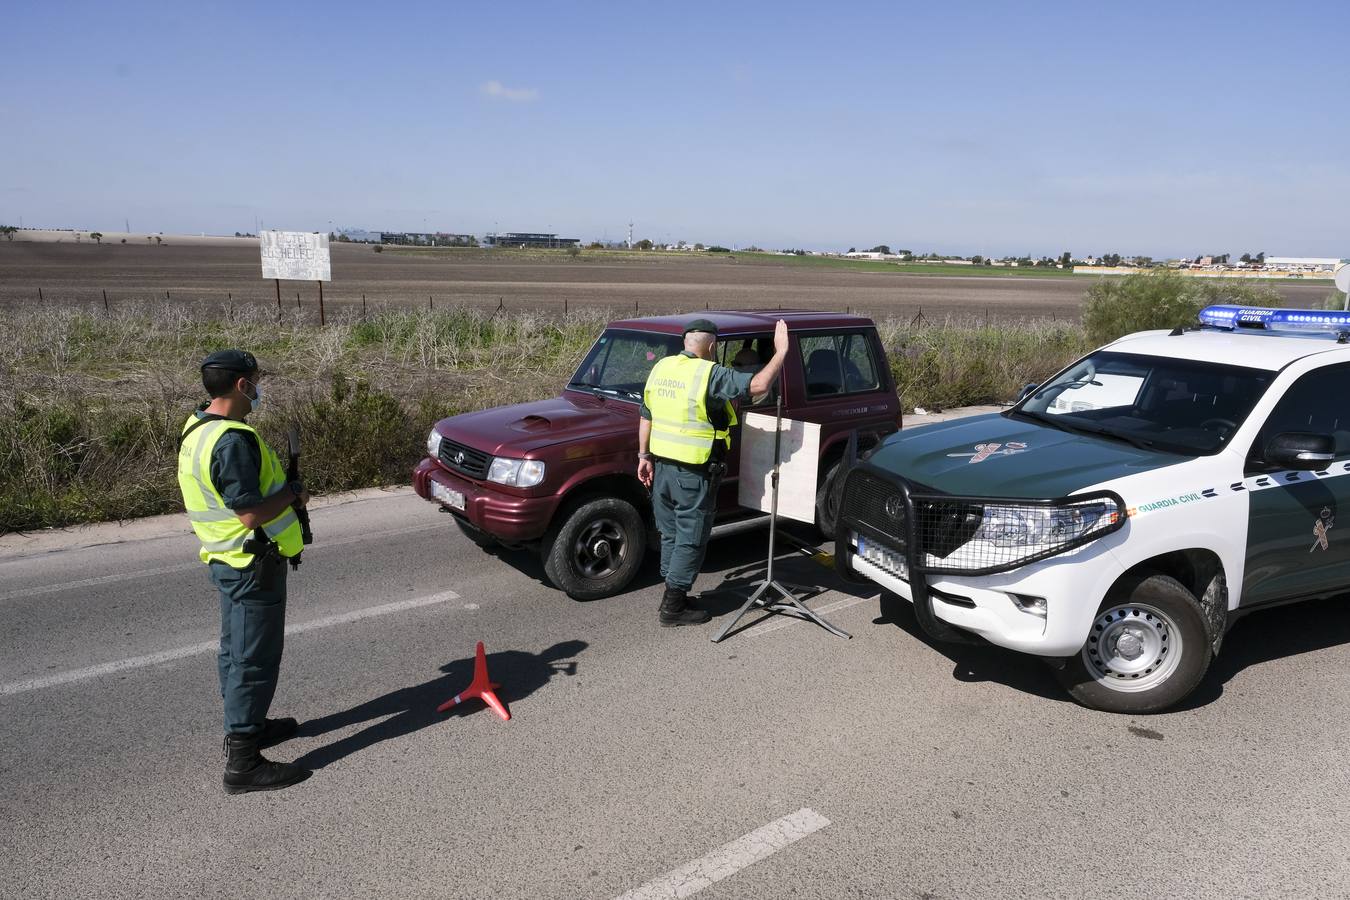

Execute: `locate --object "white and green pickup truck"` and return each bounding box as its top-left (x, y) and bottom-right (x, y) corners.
top-left (838, 305), bottom-right (1350, 713)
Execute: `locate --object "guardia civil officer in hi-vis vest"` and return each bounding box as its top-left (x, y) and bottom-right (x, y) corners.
top-left (638, 318), bottom-right (790, 626)
top-left (177, 350), bottom-right (311, 794)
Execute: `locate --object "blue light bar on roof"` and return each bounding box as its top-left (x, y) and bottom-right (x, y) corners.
top-left (1198, 305), bottom-right (1350, 333)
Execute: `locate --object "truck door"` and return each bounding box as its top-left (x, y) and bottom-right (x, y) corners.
top-left (1241, 363), bottom-right (1350, 606)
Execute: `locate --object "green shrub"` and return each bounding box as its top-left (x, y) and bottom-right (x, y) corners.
top-left (1082, 271), bottom-right (1283, 346)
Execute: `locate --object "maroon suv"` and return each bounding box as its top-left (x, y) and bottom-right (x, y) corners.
top-left (413, 310), bottom-right (902, 599)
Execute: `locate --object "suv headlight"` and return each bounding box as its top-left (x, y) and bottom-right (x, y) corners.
top-left (971, 501), bottom-right (1116, 549)
top-left (486, 457), bottom-right (546, 487)
top-left (427, 428), bottom-right (443, 459)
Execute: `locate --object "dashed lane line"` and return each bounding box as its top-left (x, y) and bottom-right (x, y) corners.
top-left (614, 808), bottom-right (831, 900)
top-left (1, 521), bottom-right (451, 602)
top-left (0, 591), bottom-right (459, 697)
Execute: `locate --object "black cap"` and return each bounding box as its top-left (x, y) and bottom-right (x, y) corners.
top-left (200, 349), bottom-right (259, 374)
top-left (683, 318), bottom-right (719, 337)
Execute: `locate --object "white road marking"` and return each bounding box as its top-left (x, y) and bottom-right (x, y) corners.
top-left (0, 591), bottom-right (459, 697)
top-left (1, 521), bottom-right (450, 602)
top-left (614, 808), bottom-right (830, 900)
top-left (748, 595), bottom-right (873, 637)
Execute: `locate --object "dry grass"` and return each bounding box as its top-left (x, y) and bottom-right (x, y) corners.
top-left (1, 303), bottom-right (1089, 532)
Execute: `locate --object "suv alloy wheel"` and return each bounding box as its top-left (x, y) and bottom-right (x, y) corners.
top-left (542, 496), bottom-right (648, 600)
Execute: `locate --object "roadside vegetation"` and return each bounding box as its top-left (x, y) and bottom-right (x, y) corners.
top-left (0, 272), bottom-right (1291, 531)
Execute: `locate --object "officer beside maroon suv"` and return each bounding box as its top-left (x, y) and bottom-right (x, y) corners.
top-left (413, 309), bottom-right (901, 601)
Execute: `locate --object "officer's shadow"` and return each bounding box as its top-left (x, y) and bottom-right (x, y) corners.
top-left (292, 640), bottom-right (587, 770)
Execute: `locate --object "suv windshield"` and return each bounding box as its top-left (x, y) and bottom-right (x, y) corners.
top-left (1013, 350), bottom-right (1275, 455)
top-left (569, 329), bottom-right (683, 401)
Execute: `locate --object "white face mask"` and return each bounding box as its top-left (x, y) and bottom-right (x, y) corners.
top-left (242, 380), bottom-right (262, 410)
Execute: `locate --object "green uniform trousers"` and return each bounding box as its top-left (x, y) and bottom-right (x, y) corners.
top-left (209, 555), bottom-right (287, 736)
top-left (653, 460), bottom-right (720, 591)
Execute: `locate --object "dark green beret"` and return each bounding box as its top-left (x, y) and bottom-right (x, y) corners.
top-left (200, 349), bottom-right (259, 374)
top-left (683, 318), bottom-right (719, 337)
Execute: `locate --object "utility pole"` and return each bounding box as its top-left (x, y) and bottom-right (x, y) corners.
top-left (627, 221), bottom-right (634, 249)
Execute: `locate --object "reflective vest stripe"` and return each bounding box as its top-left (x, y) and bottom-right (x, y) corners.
top-left (186, 508), bottom-right (239, 524)
top-left (200, 534), bottom-right (248, 553)
top-left (263, 509), bottom-right (299, 539)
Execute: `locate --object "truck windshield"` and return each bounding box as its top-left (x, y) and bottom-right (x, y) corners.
top-left (1012, 350), bottom-right (1275, 455)
top-left (568, 329), bottom-right (684, 402)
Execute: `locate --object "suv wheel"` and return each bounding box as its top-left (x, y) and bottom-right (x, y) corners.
top-left (542, 497), bottom-right (647, 600)
top-left (1055, 573), bottom-right (1212, 714)
top-left (815, 459), bottom-right (842, 540)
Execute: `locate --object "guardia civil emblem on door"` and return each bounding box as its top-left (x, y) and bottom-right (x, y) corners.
top-left (1311, 507), bottom-right (1335, 552)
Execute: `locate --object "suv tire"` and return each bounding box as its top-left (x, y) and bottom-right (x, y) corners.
top-left (815, 459), bottom-right (842, 540)
top-left (1055, 573), bottom-right (1212, 714)
top-left (542, 496), bottom-right (647, 600)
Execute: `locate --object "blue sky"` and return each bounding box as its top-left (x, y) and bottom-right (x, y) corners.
top-left (5, 0), bottom-right (1348, 257)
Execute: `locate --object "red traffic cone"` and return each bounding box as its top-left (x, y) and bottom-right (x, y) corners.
top-left (436, 641), bottom-right (510, 721)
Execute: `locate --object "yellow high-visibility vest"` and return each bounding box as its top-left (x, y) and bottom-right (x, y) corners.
top-left (644, 354), bottom-right (737, 465)
top-left (177, 414), bottom-right (303, 568)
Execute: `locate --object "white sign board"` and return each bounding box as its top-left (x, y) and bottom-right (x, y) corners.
top-left (737, 412), bottom-right (820, 524)
top-left (260, 230), bottom-right (331, 282)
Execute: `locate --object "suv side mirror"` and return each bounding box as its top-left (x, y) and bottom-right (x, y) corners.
top-left (1016, 383), bottom-right (1038, 403)
top-left (1265, 432), bottom-right (1336, 470)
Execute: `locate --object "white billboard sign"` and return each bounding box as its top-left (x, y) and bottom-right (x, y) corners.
top-left (737, 412), bottom-right (820, 524)
top-left (260, 230), bottom-right (331, 282)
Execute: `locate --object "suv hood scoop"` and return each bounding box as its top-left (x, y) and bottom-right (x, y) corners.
top-left (509, 414), bottom-right (553, 433)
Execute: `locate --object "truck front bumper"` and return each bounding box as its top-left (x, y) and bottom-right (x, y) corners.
top-left (413, 458), bottom-right (558, 544)
top-left (846, 533), bottom-right (1125, 657)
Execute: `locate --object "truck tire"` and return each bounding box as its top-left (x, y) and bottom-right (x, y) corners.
top-left (815, 459), bottom-right (842, 541)
top-left (1054, 573), bottom-right (1212, 714)
top-left (542, 496), bottom-right (647, 600)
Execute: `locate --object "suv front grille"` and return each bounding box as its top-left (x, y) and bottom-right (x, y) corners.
top-left (438, 439), bottom-right (491, 479)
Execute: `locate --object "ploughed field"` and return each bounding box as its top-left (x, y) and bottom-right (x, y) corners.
top-left (6, 241), bottom-right (1329, 321)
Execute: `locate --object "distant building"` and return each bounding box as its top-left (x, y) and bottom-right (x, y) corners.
top-left (338, 229), bottom-right (381, 243)
top-left (485, 232), bottom-right (580, 249)
top-left (379, 232), bottom-right (477, 246)
top-left (1264, 257), bottom-right (1343, 272)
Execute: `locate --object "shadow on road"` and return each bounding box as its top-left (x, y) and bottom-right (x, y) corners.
top-left (873, 591), bottom-right (1067, 703)
top-left (292, 640), bottom-right (587, 770)
top-left (873, 590), bottom-right (1350, 710)
top-left (1173, 594), bottom-right (1350, 711)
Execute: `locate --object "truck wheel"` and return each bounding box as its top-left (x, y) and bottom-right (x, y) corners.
top-left (453, 517), bottom-right (498, 549)
top-left (1054, 574), bottom-right (1212, 714)
top-left (542, 497), bottom-right (647, 600)
top-left (815, 459), bottom-right (842, 540)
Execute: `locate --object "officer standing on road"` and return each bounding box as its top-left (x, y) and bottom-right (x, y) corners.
top-left (176, 349), bottom-right (311, 794)
top-left (638, 318), bottom-right (790, 626)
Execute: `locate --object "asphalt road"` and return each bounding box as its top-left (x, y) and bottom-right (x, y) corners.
top-left (4, 489), bottom-right (1350, 899)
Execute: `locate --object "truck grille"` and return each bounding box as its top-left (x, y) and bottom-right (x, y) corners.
top-left (840, 470), bottom-right (981, 561)
top-left (840, 469), bottom-right (908, 550)
top-left (438, 439), bottom-right (491, 479)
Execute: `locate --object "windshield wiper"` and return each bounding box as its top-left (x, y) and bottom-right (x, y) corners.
top-left (1012, 408), bottom-right (1158, 451)
top-left (570, 382), bottom-right (640, 401)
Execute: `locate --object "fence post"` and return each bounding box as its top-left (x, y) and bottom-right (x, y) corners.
top-left (103, 289), bottom-right (110, 313)
top-left (362, 293), bottom-right (367, 317)
top-left (296, 291), bottom-right (300, 310)
top-left (429, 296), bottom-right (433, 311)
top-left (166, 290), bottom-right (170, 300)
top-left (318, 280), bottom-right (325, 326)
top-left (38, 287), bottom-right (43, 302)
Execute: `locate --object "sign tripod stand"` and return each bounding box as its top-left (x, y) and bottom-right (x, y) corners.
top-left (712, 391), bottom-right (850, 642)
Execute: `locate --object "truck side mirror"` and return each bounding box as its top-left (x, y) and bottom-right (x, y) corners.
top-left (1016, 383), bottom-right (1039, 403)
top-left (1266, 432), bottom-right (1336, 470)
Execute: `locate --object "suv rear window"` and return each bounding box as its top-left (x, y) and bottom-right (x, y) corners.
top-left (800, 332), bottom-right (882, 398)
top-left (570, 329), bottom-right (682, 400)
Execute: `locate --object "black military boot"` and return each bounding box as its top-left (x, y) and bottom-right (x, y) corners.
top-left (659, 586), bottom-right (711, 627)
top-left (223, 733), bottom-right (311, 795)
top-left (258, 717), bottom-right (298, 749)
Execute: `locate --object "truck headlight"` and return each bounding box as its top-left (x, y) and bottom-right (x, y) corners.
top-left (427, 428), bottom-right (443, 459)
top-left (972, 501), bottom-right (1115, 549)
top-left (486, 457), bottom-right (546, 487)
